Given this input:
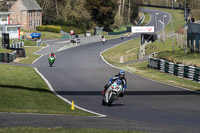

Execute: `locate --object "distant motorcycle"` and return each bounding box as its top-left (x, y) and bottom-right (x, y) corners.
top-left (49, 56), bottom-right (55, 67)
top-left (102, 80), bottom-right (123, 106)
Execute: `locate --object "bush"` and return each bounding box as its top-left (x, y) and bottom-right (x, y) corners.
top-left (36, 25), bottom-right (61, 33)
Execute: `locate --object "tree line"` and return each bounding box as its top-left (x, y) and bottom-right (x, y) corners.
top-left (0, 0), bottom-right (141, 31)
top-left (36, 0), bottom-right (141, 31)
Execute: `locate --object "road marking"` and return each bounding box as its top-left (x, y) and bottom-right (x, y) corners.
top-left (32, 43), bottom-right (49, 64)
top-left (34, 67), bottom-right (107, 117)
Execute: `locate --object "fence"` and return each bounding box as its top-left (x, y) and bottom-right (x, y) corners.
top-left (187, 22), bottom-right (200, 53)
top-left (60, 30), bottom-right (70, 39)
top-left (148, 58), bottom-right (200, 82)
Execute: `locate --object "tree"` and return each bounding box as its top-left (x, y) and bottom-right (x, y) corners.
top-left (85, 0), bottom-right (118, 31)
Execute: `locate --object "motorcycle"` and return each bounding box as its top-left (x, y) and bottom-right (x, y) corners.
top-left (49, 56), bottom-right (55, 67)
top-left (102, 80), bottom-right (123, 106)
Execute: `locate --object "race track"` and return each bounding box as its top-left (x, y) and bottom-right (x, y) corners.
top-left (1, 8), bottom-right (200, 133)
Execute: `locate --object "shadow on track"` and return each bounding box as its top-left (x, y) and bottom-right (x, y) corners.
top-left (0, 85), bottom-right (52, 93)
top-left (55, 90), bottom-right (200, 96)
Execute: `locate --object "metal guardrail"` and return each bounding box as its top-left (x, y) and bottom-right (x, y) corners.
top-left (148, 58), bottom-right (200, 83)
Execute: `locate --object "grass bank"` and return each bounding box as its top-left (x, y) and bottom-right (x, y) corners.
top-left (22, 30), bottom-right (63, 39)
top-left (16, 44), bottom-right (47, 64)
top-left (102, 38), bottom-right (140, 64)
top-left (146, 37), bottom-right (200, 67)
top-left (0, 127), bottom-right (143, 133)
top-left (0, 64), bottom-right (92, 116)
top-left (141, 12), bottom-right (151, 26)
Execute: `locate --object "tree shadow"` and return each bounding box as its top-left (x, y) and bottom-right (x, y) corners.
top-left (0, 84), bottom-right (52, 93)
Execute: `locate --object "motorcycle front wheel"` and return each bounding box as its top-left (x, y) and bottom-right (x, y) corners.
top-left (107, 93), bottom-right (115, 106)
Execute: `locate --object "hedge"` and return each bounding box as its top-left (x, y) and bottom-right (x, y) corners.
top-left (61, 26), bottom-right (86, 34)
top-left (36, 25), bottom-right (62, 33)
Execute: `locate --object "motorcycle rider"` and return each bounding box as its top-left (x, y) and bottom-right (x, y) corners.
top-left (49, 52), bottom-right (56, 59)
top-left (102, 36), bottom-right (106, 44)
top-left (102, 70), bottom-right (127, 97)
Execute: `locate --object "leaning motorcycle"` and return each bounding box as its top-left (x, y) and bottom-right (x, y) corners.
top-left (49, 56), bottom-right (55, 67)
top-left (102, 80), bottom-right (123, 106)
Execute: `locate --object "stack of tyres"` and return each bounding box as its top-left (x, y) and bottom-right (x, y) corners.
top-left (193, 68), bottom-right (200, 82)
top-left (188, 66), bottom-right (195, 80)
top-left (160, 59), bottom-right (165, 72)
top-left (184, 66), bottom-right (190, 78)
top-left (173, 64), bottom-right (179, 76)
top-left (2, 53), bottom-right (10, 63)
top-left (164, 61), bottom-right (169, 73)
top-left (178, 64), bottom-right (184, 77)
top-left (168, 62), bottom-right (174, 75)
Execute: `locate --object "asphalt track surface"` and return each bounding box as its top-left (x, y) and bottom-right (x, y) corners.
top-left (1, 9), bottom-right (200, 133)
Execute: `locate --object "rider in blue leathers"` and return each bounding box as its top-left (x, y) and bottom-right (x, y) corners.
top-left (102, 70), bottom-right (127, 97)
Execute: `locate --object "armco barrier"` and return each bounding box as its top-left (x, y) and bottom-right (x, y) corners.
top-left (148, 58), bottom-right (200, 83)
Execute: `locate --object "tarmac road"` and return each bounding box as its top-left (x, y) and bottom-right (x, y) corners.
top-left (1, 8), bottom-right (200, 133)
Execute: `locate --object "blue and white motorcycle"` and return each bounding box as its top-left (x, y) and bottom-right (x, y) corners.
top-left (102, 80), bottom-right (123, 106)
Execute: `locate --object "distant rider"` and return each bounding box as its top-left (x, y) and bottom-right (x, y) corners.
top-left (102, 70), bottom-right (127, 97)
top-left (102, 36), bottom-right (106, 44)
top-left (121, 34), bottom-right (124, 40)
top-left (49, 52), bottom-right (56, 59)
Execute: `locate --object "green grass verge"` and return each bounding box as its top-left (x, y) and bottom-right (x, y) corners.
top-left (15, 43), bottom-right (47, 64)
top-left (0, 64), bottom-right (92, 116)
top-left (0, 127), bottom-right (143, 133)
top-left (0, 48), bottom-right (12, 53)
top-left (141, 12), bottom-right (151, 26)
top-left (146, 37), bottom-right (200, 67)
top-left (102, 38), bottom-right (140, 64)
top-left (121, 61), bottom-right (200, 91)
top-left (17, 46), bottom-right (42, 64)
top-left (22, 30), bottom-right (63, 39)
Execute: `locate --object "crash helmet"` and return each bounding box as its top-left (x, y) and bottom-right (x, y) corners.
top-left (51, 52), bottom-right (54, 55)
top-left (119, 70), bottom-right (125, 78)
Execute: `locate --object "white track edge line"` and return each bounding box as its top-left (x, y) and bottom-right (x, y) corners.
top-left (34, 67), bottom-right (107, 117)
